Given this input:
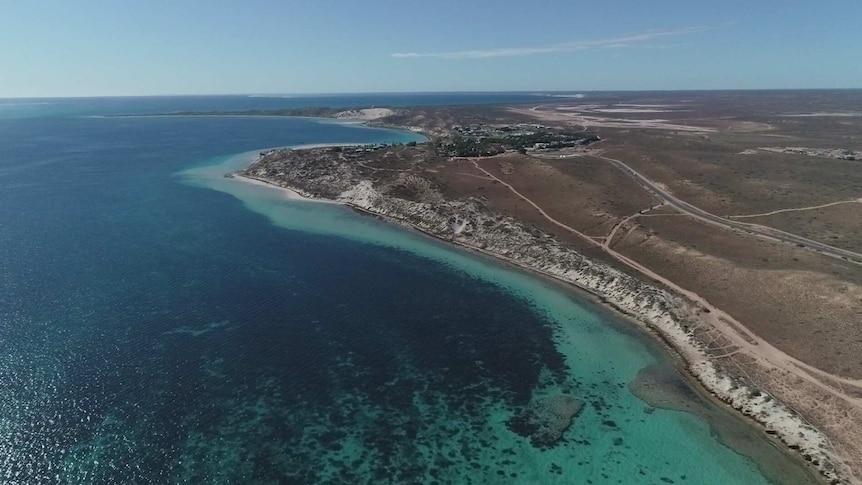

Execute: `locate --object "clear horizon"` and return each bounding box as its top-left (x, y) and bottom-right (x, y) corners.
top-left (2, 1), bottom-right (861, 97)
top-left (4, 87), bottom-right (862, 101)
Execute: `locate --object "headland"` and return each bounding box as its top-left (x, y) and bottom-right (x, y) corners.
top-left (225, 92), bottom-right (862, 484)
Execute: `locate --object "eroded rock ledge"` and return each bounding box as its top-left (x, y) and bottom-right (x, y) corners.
top-left (241, 147), bottom-right (847, 483)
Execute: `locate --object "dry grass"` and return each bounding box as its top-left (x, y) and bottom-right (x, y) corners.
top-left (418, 93), bottom-right (862, 377)
top-left (416, 93), bottom-right (862, 379)
top-left (612, 215), bottom-right (862, 378)
top-left (412, 92), bottom-right (862, 479)
top-left (734, 202), bottom-right (862, 254)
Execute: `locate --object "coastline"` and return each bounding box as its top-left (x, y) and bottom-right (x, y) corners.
top-left (228, 141), bottom-right (378, 203)
top-left (234, 173), bottom-right (343, 204)
top-left (234, 146), bottom-right (851, 484)
top-left (353, 198), bottom-right (825, 483)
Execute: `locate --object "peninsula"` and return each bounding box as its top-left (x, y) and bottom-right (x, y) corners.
top-left (234, 91), bottom-right (862, 484)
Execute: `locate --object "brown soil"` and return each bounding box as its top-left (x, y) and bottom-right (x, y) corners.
top-left (612, 215), bottom-right (862, 378)
top-left (734, 202), bottom-right (862, 254)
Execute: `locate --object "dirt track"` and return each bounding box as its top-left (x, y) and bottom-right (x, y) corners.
top-left (470, 158), bottom-right (862, 412)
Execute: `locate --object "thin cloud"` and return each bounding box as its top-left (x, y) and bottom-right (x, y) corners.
top-left (391, 27), bottom-right (706, 59)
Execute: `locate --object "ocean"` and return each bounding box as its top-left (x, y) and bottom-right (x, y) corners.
top-left (0, 95), bottom-right (814, 483)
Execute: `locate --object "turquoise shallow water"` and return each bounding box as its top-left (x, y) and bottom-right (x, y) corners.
top-left (0, 97), bottom-right (791, 484)
top-left (183, 154), bottom-right (776, 484)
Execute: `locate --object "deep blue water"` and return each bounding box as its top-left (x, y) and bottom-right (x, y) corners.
top-left (0, 97), bottom-right (803, 484)
top-left (0, 90), bottom-right (756, 120)
top-left (0, 92), bottom-right (555, 119)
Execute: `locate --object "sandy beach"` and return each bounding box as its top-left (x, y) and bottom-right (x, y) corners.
top-left (231, 142), bottom-right (368, 203)
top-left (234, 174), bottom-right (343, 204)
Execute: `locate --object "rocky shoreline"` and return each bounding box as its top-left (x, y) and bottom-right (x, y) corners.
top-left (241, 147), bottom-right (847, 483)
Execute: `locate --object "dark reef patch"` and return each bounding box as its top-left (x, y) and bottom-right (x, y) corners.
top-left (11, 228), bottom-right (574, 482)
top-left (506, 395), bottom-right (584, 448)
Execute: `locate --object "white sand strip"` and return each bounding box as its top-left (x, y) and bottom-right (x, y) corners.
top-left (234, 174), bottom-right (343, 205)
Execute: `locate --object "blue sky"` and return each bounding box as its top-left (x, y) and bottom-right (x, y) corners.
top-left (1, 0), bottom-right (860, 97)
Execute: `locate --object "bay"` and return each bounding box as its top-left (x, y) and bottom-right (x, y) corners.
top-left (0, 97), bottom-right (813, 483)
